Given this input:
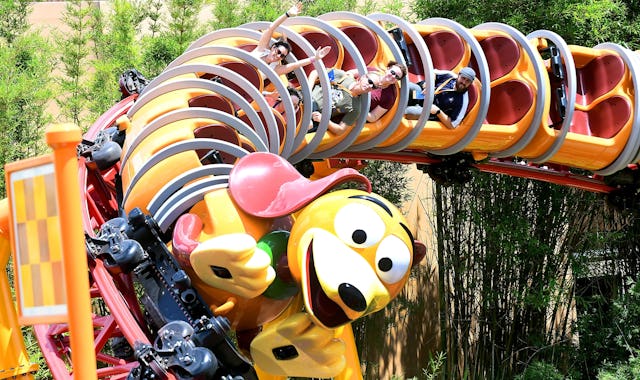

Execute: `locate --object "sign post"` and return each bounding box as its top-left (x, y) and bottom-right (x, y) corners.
top-left (6, 123), bottom-right (99, 379)
top-left (45, 123), bottom-right (98, 380)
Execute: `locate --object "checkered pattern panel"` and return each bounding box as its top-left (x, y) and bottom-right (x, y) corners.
top-left (13, 173), bottom-right (66, 311)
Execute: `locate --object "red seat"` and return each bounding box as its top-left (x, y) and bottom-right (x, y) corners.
top-left (340, 25), bottom-right (378, 70)
top-left (587, 96), bottom-right (631, 138)
top-left (238, 109), bottom-right (285, 146)
top-left (576, 55), bottom-right (625, 105)
top-left (241, 141), bottom-right (256, 153)
top-left (480, 36), bottom-right (520, 82)
top-left (237, 43), bottom-right (257, 52)
top-left (217, 61), bottom-right (262, 103)
top-left (485, 80), bottom-right (533, 125)
top-left (193, 124), bottom-right (241, 164)
top-left (569, 109), bottom-right (591, 136)
top-left (290, 31), bottom-right (340, 75)
top-left (188, 94), bottom-right (235, 115)
top-left (424, 31), bottom-right (465, 71)
top-left (466, 83), bottom-right (478, 116)
top-left (406, 43), bottom-right (424, 83)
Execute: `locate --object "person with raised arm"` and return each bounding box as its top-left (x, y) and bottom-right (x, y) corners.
top-left (252, 2), bottom-right (331, 76)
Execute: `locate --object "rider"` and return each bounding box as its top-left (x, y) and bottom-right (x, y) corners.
top-left (405, 66), bottom-right (475, 129)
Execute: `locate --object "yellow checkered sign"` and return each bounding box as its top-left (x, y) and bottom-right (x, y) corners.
top-left (6, 155), bottom-right (68, 325)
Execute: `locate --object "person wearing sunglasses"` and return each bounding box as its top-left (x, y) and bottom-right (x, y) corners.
top-left (306, 69), bottom-right (380, 136)
top-left (369, 61), bottom-right (406, 123)
top-left (251, 2), bottom-right (331, 76)
top-left (263, 86), bottom-right (303, 116)
top-left (347, 60), bottom-right (407, 123)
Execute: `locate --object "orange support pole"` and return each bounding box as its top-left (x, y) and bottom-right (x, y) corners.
top-left (45, 124), bottom-right (97, 380)
top-left (0, 198), bottom-right (38, 379)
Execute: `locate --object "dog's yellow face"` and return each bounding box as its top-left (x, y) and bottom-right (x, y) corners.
top-left (287, 189), bottom-right (416, 329)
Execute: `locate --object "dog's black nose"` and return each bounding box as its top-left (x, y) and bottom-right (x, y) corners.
top-left (338, 283), bottom-right (366, 312)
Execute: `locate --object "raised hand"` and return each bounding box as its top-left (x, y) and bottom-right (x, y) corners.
top-left (287, 2), bottom-right (303, 17)
top-left (315, 46), bottom-right (331, 60)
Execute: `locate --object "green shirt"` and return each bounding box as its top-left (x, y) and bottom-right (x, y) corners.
top-left (312, 69), bottom-right (362, 127)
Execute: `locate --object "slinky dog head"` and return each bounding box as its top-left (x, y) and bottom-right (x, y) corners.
top-left (230, 153), bottom-right (426, 329)
top-left (287, 189), bottom-right (420, 328)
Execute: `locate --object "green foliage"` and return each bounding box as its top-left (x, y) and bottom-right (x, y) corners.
top-left (553, 0), bottom-right (632, 46)
top-left (514, 361), bottom-right (566, 380)
top-left (144, 0), bottom-right (164, 37)
top-left (140, 35), bottom-right (183, 78)
top-left (597, 351), bottom-right (640, 380)
top-left (411, 0), bottom-right (481, 28)
top-left (88, 60), bottom-right (122, 118)
top-left (433, 170), bottom-right (593, 378)
top-left (210, 0), bottom-right (247, 29)
top-left (305, 0), bottom-right (357, 16)
top-left (1, 12), bottom-right (51, 371)
top-left (411, 0), bottom-right (637, 46)
top-left (210, 0), bottom-right (359, 27)
top-left (135, 0), bottom-right (205, 78)
top-left (387, 353), bottom-right (445, 380)
top-left (354, 0), bottom-right (413, 21)
top-left (422, 351), bottom-right (446, 380)
top-left (211, 0), bottom-right (298, 29)
top-left (101, 0), bottom-right (145, 66)
top-left (574, 279), bottom-right (640, 378)
top-left (0, 0), bottom-right (30, 44)
top-left (166, 0), bottom-right (206, 51)
top-left (86, 0), bottom-right (146, 118)
top-left (0, 33), bottom-right (53, 197)
top-left (236, 0), bottom-right (282, 26)
top-left (55, 0), bottom-right (94, 127)
top-left (361, 161), bottom-right (410, 207)
top-left (22, 326), bottom-right (50, 380)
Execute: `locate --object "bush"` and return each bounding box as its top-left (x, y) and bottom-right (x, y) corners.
top-left (597, 352), bottom-right (640, 380)
top-left (514, 361), bottom-right (566, 380)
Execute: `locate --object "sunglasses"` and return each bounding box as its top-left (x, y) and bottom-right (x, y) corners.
top-left (389, 68), bottom-right (402, 80)
top-left (366, 77), bottom-right (379, 89)
top-left (274, 47), bottom-right (288, 58)
top-left (273, 97), bottom-right (301, 110)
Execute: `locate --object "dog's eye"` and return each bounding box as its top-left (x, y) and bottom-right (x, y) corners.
top-left (334, 203), bottom-right (384, 248)
top-left (375, 235), bottom-right (411, 284)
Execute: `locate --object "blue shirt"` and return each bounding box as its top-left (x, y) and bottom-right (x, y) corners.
top-left (430, 71), bottom-right (469, 127)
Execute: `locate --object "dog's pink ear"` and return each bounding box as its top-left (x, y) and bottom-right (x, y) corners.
top-left (229, 152), bottom-right (371, 218)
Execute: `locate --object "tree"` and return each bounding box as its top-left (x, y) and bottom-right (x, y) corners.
top-left (139, 0), bottom-right (205, 78)
top-left (0, 0), bottom-right (30, 45)
top-left (166, 0), bottom-right (205, 51)
top-left (55, 0), bottom-right (94, 128)
top-left (87, 0), bottom-right (146, 116)
top-left (144, 0), bottom-right (164, 38)
top-left (429, 171), bottom-right (613, 378)
top-left (411, 0), bottom-right (637, 47)
top-left (0, 34), bottom-right (53, 198)
top-left (361, 161), bottom-right (410, 206)
top-left (1, 6), bottom-right (54, 378)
